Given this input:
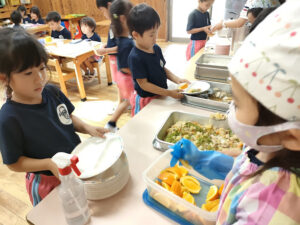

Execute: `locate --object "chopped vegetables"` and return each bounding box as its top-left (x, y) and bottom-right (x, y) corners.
top-left (164, 121), bottom-right (242, 151)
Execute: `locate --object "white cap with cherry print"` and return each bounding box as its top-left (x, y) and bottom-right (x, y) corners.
top-left (228, 0), bottom-right (300, 121)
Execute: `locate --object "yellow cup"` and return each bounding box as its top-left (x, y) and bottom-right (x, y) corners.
top-left (45, 36), bottom-right (52, 43)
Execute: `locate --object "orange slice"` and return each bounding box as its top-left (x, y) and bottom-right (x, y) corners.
top-left (218, 184), bottom-right (224, 196)
top-left (178, 166), bottom-right (189, 177)
top-left (211, 204), bottom-right (219, 212)
top-left (206, 185), bottom-right (219, 201)
top-left (180, 176), bottom-right (201, 194)
top-left (170, 180), bottom-right (182, 197)
top-left (179, 83), bottom-right (189, 90)
top-left (182, 192), bottom-right (195, 205)
top-left (155, 180), bottom-right (161, 186)
top-left (163, 166), bottom-right (182, 179)
top-left (201, 203), bottom-right (209, 211)
top-left (158, 172), bottom-right (176, 186)
top-left (161, 182), bottom-right (171, 191)
top-left (205, 199), bottom-right (220, 211)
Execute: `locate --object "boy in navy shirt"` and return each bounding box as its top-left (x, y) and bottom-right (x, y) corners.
top-left (186, 0), bottom-right (214, 60)
top-left (128, 4), bottom-right (189, 116)
top-left (46, 11), bottom-right (71, 39)
top-left (10, 10), bottom-right (23, 29)
top-left (80, 17), bottom-right (101, 80)
top-left (17, 5), bottom-right (31, 24)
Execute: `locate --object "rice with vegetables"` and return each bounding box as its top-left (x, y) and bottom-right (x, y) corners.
top-left (164, 121), bottom-right (243, 151)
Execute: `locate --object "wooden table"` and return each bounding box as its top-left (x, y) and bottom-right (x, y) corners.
top-left (26, 98), bottom-right (213, 225)
top-left (45, 40), bottom-right (112, 101)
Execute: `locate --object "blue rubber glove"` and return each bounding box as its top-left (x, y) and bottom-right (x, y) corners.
top-left (170, 139), bottom-right (234, 180)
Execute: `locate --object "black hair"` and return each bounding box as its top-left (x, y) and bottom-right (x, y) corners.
top-left (109, 0), bottom-right (133, 37)
top-left (127, 3), bottom-right (161, 36)
top-left (17, 5), bottom-right (26, 14)
top-left (247, 7), bottom-right (263, 18)
top-left (0, 28), bottom-right (48, 97)
top-left (96, 0), bottom-right (114, 8)
top-left (30, 6), bottom-right (42, 19)
top-left (80, 17), bottom-right (97, 32)
top-left (249, 7), bottom-right (277, 33)
top-left (10, 10), bottom-right (22, 25)
top-left (251, 102), bottom-right (300, 177)
top-left (46, 11), bottom-right (61, 23)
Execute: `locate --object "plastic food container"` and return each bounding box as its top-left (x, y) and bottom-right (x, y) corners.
top-left (143, 149), bottom-right (221, 225)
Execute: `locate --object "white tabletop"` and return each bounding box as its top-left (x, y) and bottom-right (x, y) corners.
top-left (26, 98), bottom-right (212, 225)
top-left (45, 40), bottom-right (100, 59)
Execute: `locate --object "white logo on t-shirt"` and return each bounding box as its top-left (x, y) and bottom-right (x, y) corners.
top-left (160, 59), bottom-right (164, 68)
top-left (57, 104), bottom-right (72, 125)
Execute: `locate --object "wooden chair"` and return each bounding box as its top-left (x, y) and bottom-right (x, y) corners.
top-left (47, 58), bottom-right (77, 97)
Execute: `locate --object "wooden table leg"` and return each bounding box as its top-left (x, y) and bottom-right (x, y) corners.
top-left (73, 59), bottom-right (87, 101)
top-left (104, 55), bottom-right (112, 85)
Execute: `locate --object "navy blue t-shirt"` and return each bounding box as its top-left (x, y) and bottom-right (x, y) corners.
top-left (51, 27), bottom-right (71, 39)
top-left (30, 18), bottom-right (45, 24)
top-left (106, 27), bottom-right (117, 56)
top-left (81, 32), bottom-right (101, 42)
top-left (23, 17), bottom-right (31, 24)
top-left (0, 85), bottom-right (81, 175)
top-left (128, 45), bottom-right (168, 97)
top-left (187, 9), bottom-right (210, 40)
top-left (116, 37), bottom-right (134, 71)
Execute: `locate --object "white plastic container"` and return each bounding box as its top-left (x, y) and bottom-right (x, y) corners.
top-left (143, 150), bottom-right (221, 225)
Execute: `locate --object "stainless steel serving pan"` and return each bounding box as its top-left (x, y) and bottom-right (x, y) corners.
top-left (153, 111), bottom-right (229, 152)
top-left (181, 81), bottom-right (232, 112)
top-left (194, 54), bottom-right (232, 83)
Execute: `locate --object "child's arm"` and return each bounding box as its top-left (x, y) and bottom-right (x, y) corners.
top-left (187, 25), bottom-right (211, 35)
top-left (96, 45), bottom-right (118, 56)
top-left (165, 68), bottom-right (190, 84)
top-left (70, 114), bottom-right (108, 137)
top-left (7, 156), bottom-right (59, 178)
top-left (137, 78), bottom-right (183, 99)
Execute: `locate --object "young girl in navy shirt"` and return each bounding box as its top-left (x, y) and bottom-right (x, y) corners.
top-left (0, 28), bottom-right (108, 206)
top-left (30, 6), bottom-right (44, 24)
top-left (105, 0), bottom-right (135, 131)
top-left (80, 16), bottom-right (102, 80)
top-left (186, 0), bottom-right (214, 60)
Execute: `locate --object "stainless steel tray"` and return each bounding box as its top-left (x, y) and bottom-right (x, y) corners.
top-left (153, 111), bottom-right (229, 152)
top-left (195, 54), bottom-right (232, 83)
top-left (181, 81), bottom-right (232, 112)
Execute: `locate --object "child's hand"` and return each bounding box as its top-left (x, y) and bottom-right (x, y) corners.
top-left (204, 26), bottom-right (212, 35)
top-left (95, 46), bottom-right (107, 56)
top-left (177, 79), bottom-right (191, 84)
top-left (86, 125), bottom-right (110, 138)
top-left (168, 89), bottom-right (184, 99)
top-left (47, 159), bottom-right (59, 179)
top-left (211, 22), bottom-right (223, 33)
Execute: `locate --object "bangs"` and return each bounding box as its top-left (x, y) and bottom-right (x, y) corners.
top-left (0, 29), bottom-right (48, 76)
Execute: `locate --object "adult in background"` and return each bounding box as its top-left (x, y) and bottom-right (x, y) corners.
top-left (212, 0), bottom-right (282, 32)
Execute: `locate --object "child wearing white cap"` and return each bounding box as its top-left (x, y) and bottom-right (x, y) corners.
top-left (216, 1), bottom-right (300, 224)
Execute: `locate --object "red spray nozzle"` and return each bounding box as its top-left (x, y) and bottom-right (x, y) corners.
top-left (71, 155), bottom-right (81, 176)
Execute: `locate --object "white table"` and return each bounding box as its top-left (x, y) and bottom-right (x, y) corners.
top-left (45, 40), bottom-right (112, 101)
top-left (26, 98), bottom-right (212, 225)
